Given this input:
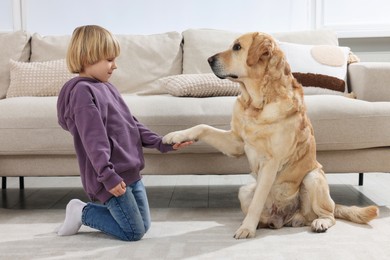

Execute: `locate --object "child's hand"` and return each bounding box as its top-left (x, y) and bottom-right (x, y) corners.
top-left (109, 181), bottom-right (126, 197)
top-left (172, 141), bottom-right (194, 150)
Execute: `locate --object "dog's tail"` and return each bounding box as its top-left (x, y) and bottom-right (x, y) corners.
top-left (334, 204), bottom-right (379, 224)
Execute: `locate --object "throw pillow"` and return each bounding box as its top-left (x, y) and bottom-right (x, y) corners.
top-left (278, 41), bottom-right (350, 94)
top-left (158, 73), bottom-right (241, 97)
top-left (6, 59), bottom-right (75, 98)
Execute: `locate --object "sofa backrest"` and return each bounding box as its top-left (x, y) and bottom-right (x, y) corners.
top-left (0, 28), bottom-right (340, 98)
top-left (29, 32), bottom-right (183, 94)
top-left (0, 31), bottom-right (31, 99)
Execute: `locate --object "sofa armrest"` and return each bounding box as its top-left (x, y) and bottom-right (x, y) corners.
top-left (348, 62), bottom-right (390, 101)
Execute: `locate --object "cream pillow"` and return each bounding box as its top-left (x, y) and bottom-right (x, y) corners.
top-left (6, 59), bottom-right (75, 98)
top-left (158, 73), bottom-right (240, 97)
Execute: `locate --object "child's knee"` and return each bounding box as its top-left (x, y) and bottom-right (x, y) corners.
top-left (122, 223), bottom-right (147, 241)
top-left (122, 231), bottom-right (145, 241)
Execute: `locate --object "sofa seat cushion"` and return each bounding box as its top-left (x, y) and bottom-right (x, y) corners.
top-left (0, 95), bottom-right (236, 155)
top-left (124, 95), bottom-right (235, 154)
top-left (130, 95), bottom-right (390, 153)
top-left (1, 95), bottom-right (390, 155)
top-left (0, 97), bottom-right (74, 155)
top-left (306, 95), bottom-right (390, 150)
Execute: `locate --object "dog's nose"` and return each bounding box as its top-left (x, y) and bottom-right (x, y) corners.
top-left (208, 55), bottom-right (217, 66)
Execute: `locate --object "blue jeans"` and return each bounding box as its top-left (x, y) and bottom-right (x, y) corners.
top-left (81, 180), bottom-right (151, 241)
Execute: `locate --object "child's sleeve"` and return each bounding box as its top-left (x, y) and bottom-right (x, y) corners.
top-left (133, 117), bottom-right (175, 153)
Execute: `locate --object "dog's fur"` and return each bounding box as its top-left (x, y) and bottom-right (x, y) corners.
top-left (163, 32), bottom-right (379, 239)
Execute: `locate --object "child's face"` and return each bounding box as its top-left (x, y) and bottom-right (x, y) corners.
top-left (81, 58), bottom-right (117, 82)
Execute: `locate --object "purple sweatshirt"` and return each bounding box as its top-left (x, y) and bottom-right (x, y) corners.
top-left (57, 77), bottom-right (174, 203)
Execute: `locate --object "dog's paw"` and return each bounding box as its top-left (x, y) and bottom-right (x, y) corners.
top-left (163, 130), bottom-right (194, 144)
top-left (233, 226), bottom-right (256, 239)
top-left (311, 218), bottom-right (332, 233)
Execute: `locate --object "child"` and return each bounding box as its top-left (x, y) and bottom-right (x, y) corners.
top-left (56, 25), bottom-right (191, 241)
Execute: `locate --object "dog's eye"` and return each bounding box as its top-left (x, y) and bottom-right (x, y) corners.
top-left (232, 43), bottom-right (241, 51)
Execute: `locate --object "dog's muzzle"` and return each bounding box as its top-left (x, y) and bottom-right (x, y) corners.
top-left (208, 54), bottom-right (238, 79)
top-left (208, 55), bottom-right (224, 79)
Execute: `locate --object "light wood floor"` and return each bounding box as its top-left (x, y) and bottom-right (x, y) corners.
top-left (1, 173), bottom-right (390, 209)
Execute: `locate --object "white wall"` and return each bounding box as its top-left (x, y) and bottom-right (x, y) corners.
top-left (3, 0), bottom-right (390, 36)
top-left (321, 0), bottom-right (390, 38)
top-left (3, 0), bottom-right (390, 37)
top-left (0, 0), bottom-right (14, 31)
top-left (21, 0), bottom-right (310, 35)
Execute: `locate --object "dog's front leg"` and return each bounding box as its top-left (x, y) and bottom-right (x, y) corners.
top-left (234, 160), bottom-right (279, 239)
top-left (163, 124), bottom-right (244, 157)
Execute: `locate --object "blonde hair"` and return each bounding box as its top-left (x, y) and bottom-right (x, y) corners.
top-left (66, 25), bottom-right (120, 73)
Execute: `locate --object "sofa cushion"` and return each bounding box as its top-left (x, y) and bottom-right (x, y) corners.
top-left (30, 33), bottom-right (70, 61)
top-left (136, 95), bottom-right (390, 153)
top-left (30, 32), bottom-right (183, 94)
top-left (1, 95), bottom-right (390, 156)
top-left (0, 31), bottom-right (31, 99)
top-left (182, 28), bottom-right (339, 74)
top-left (306, 95), bottom-right (390, 150)
top-left (0, 95), bottom-right (235, 155)
top-left (0, 97), bottom-right (74, 155)
top-left (7, 59), bottom-right (75, 98)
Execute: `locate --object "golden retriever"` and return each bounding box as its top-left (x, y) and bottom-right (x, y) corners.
top-left (163, 32), bottom-right (379, 239)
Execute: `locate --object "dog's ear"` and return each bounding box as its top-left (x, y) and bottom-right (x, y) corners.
top-left (247, 32), bottom-right (275, 66)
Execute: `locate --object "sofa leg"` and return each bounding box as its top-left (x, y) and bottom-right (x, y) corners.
top-left (19, 177), bottom-right (24, 189)
top-left (1, 177), bottom-right (24, 189)
top-left (358, 173), bottom-right (364, 186)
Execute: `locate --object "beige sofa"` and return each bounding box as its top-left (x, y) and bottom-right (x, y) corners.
top-left (1, 29), bottom-right (390, 189)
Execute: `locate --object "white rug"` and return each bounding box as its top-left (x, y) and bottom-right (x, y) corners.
top-left (0, 207), bottom-right (389, 260)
